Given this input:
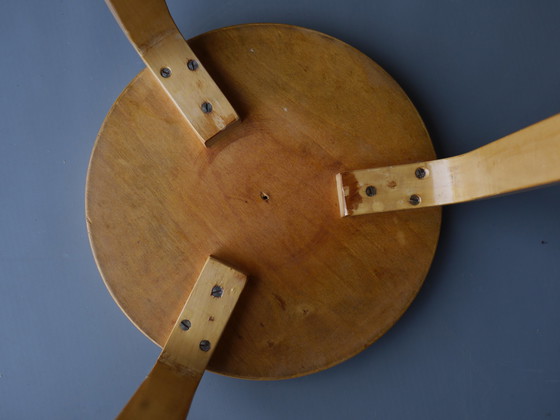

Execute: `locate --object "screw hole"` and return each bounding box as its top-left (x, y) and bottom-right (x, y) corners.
top-left (260, 192), bottom-right (270, 201)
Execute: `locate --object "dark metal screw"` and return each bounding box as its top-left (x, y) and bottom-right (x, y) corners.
top-left (160, 67), bottom-right (172, 78)
top-left (211, 285), bottom-right (223, 298)
top-left (201, 102), bottom-right (213, 113)
top-left (409, 194), bottom-right (421, 206)
top-left (199, 340), bottom-right (211, 352)
top-left (365, 186), bottom-right (377, 197)
top-left (415, 167), bottom-right (427, 179)
top-left (180, 319), bottom-right (191, 331)
top-left (187, 59), bottom-right (199, 71)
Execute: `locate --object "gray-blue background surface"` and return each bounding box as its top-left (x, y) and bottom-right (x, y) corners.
top-left (1, 1), bottom-right (559, 419)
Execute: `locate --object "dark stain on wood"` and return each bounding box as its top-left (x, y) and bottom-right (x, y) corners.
top-left (340, 172), bottom-right (362, 216)
top-left (272, 293), bottom-right (287, 311)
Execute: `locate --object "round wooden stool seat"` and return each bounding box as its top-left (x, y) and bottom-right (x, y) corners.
top-left (86, 24), bottom-right (441, 379)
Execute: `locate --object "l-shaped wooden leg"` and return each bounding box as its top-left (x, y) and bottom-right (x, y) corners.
top-left (117, 257), bottom-right (247, 419)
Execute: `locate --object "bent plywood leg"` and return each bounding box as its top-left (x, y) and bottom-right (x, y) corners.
top-left (105, 0), bottom-right (239, 144)
top-left (337, 113), bottom-right (560, 216)
top-left (117, 257), bottom-right (247, 419)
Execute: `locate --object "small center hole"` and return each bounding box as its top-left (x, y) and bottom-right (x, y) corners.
top-left (260, 192), bottom-right (270, 201)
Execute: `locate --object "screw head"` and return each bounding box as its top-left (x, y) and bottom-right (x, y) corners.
top-left (365, 186), bottom-right (377, 197)
top-left (180, 319), bottom-right (191, 331)
top-left (199, 340), bottom-right (211, 352)
top-left (211, 285), bottom-right (223, 298)
top-left (201, 102), bottom-right (213, 113)
top-left (415, 167), bottom-right (427, 179)
top-left (187, 59), bottom-right (199, 71)
top-left (160, 67), bottom-right (172, 78)
top-left (409, 194), bottom-right (421, 206)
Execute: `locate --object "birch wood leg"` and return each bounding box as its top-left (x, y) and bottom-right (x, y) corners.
top-left (117, 257), bottom-right (246, 419)
top-left (105, 0), bottom-right (239, 144)
top-left (337, 113), bottom-right (560, 216)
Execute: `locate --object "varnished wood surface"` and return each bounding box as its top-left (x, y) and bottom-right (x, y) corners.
top-left (86, 24), bottom-right (441, 379)
top-left (338, 113), bottom-right (560, 216)
top-left (117, 257), bottom-right (246, 419)
top-left (105, 0), bottom-right (239, 143)
top-left (117, 361), bottom-right (199, 420)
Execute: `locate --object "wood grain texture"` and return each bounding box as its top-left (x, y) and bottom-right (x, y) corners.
top-left (105, 0), bottom-right (239, 144)
top-left (117, 257), bottom-right (246, 419)
top-left (337, 113), bottom-right (560, 216)
top-left (117, 361), bottom-right (199, 420)
top-left (86, 24), bottom-right (441, 379)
